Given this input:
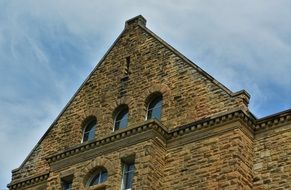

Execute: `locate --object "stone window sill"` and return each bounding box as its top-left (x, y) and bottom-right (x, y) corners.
top-left (87, 183), bottom-right (106, 190)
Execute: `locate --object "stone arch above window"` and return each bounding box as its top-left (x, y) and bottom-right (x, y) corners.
top-left (86, 167), bottom-right (108, 187)
top-left (77, 157), bottom-right (115, 189)
top-left (146, 92), bottom-right (163, 120)
top-left (140, 83), bottom-right (171, 106)
top-left (113, 105), bottom-right (129, 131)
top-left (138, 83), bottom-right (171, 122)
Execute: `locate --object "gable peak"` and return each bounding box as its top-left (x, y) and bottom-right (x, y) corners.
top-left (125, 15), bottom-right (146, 28)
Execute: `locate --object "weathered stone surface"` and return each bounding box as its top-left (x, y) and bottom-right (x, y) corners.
top-left (253, 124), bottom-right (291, 189)
top-left (8, 15), bottom-right (291, 190)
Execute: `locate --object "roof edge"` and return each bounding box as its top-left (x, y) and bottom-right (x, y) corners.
top-left (125, 15), bottom-right (146, 28)
top-left (256, 108), bottom-right (291, 122)
top-left (138, 24), bottom-right (251, 99)
top-left (11, 26), bottom-right (128, 174)
top-left (11, 15), bottom-right (248, 172)
top-left (10, 105), bottom-right (291, 185)
top-left (12, 15), bottom-right (150, 173)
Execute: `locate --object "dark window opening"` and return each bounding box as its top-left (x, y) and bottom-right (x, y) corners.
top-left (62, 181), bottom-right (72, 190)
top-left (83, 119), bottom-right (96, 142)
top-left (122, 161), bottom-right (135, 190)
top-left (114, 108), bottom-right (129, 131)
top-left (147, 95), bottom-right (163, 120)
top-left (125, 56), bottom-right (130, 75)
top-left (87, 168), bottom-right (108, 187)
top-left (61, 175), bottom-right (73, 190)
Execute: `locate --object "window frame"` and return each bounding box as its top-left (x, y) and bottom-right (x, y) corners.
top-left (113, 107), bottom-right (129, 131)
top-left (82, 119), bottom-right (97, 143)
top-left (86, 168), bottom-right (108, 187)
top-left (146, 94), bottom-right (163, 120)
top-left (62, 181), bottom-right (72, 190)
top-left (61, 175), bottom-right (73, 190)
top-left (121, 161), bottom-right (135, 190)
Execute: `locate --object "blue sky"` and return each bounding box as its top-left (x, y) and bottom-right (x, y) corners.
top-left (0, 0), bottom-right (290, 189)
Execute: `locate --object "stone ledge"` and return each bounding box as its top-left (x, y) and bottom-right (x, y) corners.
top-left (254, 109), bottom-right (291, 132)
top-left (7, 172), bottom-right (49, 190)
top-left (10, 109), bottom-right (291, 188)
top-left (46, 109), bottom-right (291, 164)
top-left (46, 119), bottom-right (168, 164)
top-left (50, 129), bottom-right (166, 171)
top-left (46, 110), bottom-right (254, 164)
top-left (170, 109), bottom-right (255, 138)
top-left (87, 183), bottom-right (106, 190)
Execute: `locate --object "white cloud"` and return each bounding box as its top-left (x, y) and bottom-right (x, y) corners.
top-left (0, 0), bottom-right (290, 188)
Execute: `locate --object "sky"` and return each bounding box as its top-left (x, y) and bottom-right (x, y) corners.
top-left (0, 0), bottom-right (290, 189)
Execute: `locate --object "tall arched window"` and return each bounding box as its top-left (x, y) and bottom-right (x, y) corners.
top-left (114, 107), bottom-right (129, 131)
top-left (82, 119), bottom-right (96, 142)
top-left (147, 95), bottom-right (163, 120)
top-left (86, 168), bottom-right (108, 187)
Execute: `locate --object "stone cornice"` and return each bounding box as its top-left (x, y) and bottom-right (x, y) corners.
top-left (9, 109), bottom-right (291, 189)
top-left (169, 110), bottom-right (255, 138)
top-left (254, 109), bottom-right (291, 132)
top-left (7, 172), bottom-right (49, 190)
top-left (46, 119), bottom-right (168, 164)
top-left (46, 109), bottom-right (255, 165)
top-left (44, 109), bottom-right (291, 164)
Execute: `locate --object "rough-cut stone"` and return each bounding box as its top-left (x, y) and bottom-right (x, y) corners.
top-left (8, 15), bottom-right (291, 190)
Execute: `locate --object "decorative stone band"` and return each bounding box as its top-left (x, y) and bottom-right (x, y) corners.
top-left (7, 172), bottom-right (49, 190)
top-left (10, 109), bottom-right (291, 189)
top-left (254, 109), bottom-right (291, 131)
top-left (46, 109), bottom-right (291, 164)
top-left (169, 110), bottom-right (254, 138)
top-left (46, 119), bottom-right (169, 164)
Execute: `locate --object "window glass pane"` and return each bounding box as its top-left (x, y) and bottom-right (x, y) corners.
top-left (147, 109), bottom-right (153, 119)
top-left (83, 133), bottom-right (89, 142)
top-left (83, 120), bottom-right (96, 142)
top-left (147, 96), bottom-right (162, 120)
top-left (90, 173), bottom-right (100, 186)
top-left (100, 170), bottom-right (108, 183)
top-left (115, 121), bottom-right (121, 130)
top-left (151, 105), bottom-right (161, 119)
top-left (88, 128), bottom-right (95, 141)
top-left (62, 182), bottom-right (72, 190)
top-left (123, 162), bottom-right (134, 190)
top-left (128, 163), bottom-right (134, 171)
top-left (115, 108), bottom-right (128, 130)
top-left (88, 168), bottom-right (108, 187)
top-left (119, 111), bottom-right (128, 129)
top-left (125, 171), bottom-right (134, 189)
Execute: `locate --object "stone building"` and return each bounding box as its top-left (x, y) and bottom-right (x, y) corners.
top-left (8, 15), bottom-right (291, 190)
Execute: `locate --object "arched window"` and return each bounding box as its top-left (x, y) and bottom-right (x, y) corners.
top-left (82, 119), bottom-right (96, 142)
top-left (114, 107), bottom-right (129, 131)
top-left (86, 168), bottom-right (108, 187)
top-left (147, 95), bottom-right (163, 120)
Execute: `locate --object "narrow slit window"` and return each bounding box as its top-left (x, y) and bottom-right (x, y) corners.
top-left (122, 162), bottom-right (134, 190)
top-left (125, 56), bottom-right (130, 75)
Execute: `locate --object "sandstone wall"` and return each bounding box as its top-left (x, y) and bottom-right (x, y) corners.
top-left (253, 123), bottom-right (291, 189)
top-left (164, 123), bottom-right (253, 190)
top-left (11, 16), bottom-right (245, 182)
